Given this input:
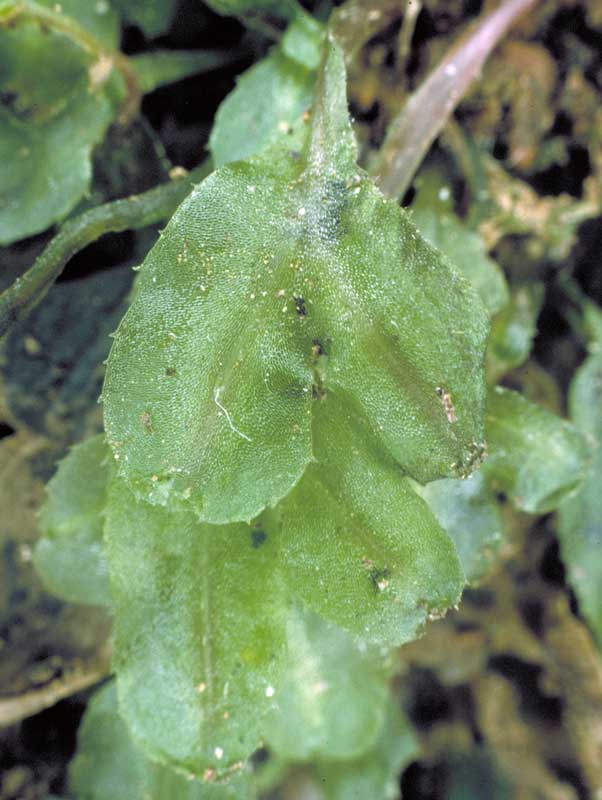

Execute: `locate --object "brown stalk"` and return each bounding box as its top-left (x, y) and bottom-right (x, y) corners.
top-left (372, 0), bottom-right (540, 200)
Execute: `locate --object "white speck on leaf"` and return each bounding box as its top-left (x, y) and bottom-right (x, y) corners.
top-left (214, 388), bottom-right (252, 442)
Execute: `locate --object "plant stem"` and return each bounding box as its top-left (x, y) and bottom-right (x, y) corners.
top-left (0, 162), bottom-right (210, 339)
top-left (371, 0), bottom-right (539, 200)
top-left (396, 0), bottom-right (422, 73)
top-left (0, 0), bottom-right (140, 124)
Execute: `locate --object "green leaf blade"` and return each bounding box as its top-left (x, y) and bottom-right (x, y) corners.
top-left (418, 472), bottom-right (505, 584)
top-left (34, 435), bottom-right (111, 607)
top-left (486, 284), bottom-right (544, 382)
top-left (209, 14), bottom-right (323, 168)
top-left (483, 386), bottom-right (591, 513)
top-left (203, 0), bottom-right (299, 21)
top-left (70, 682), bottom-right (255, 799)
top-left (0, 0), bottom-right (121, 243)
top-left (411, 206), bottom-right (508, 318)
top-left (103, 157), bottom-right (315, 524)
top-left (0, 92), bottom-right (116, 244)
top-left (312, 703), bottom-right (418, 800)
top-left (111, 0), bottom-right (177, 38)
top-left (104, 478), bottom-right (287, 778)
top-left (104, 39), bottom-right (489, 523)
top-left (264, 611), bottom-right (390, 761)
top-left (314, 187), bottom-right (488, 483)
top-left (280, 398), bottom-right (465, 646)
top-left (558, 352), bottom-right (602, 644)
top-left (132, 50), bottom-right (237, 95)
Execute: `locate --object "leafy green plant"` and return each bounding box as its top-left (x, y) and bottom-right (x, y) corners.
top-left (1, 1), bottom-right (599, 798)
top-left (558, 306), bottom-right (602, 645)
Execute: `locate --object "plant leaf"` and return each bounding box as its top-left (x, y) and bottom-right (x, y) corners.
top-left (482, 386), bottom-right (591, 513)
top-left (111, 0), bottom-right (177, 37)
top-left (417, 471), bottom-right (504, 584)
top-left (279, 397), bottom-right (465, 646)
top-left (411, 167), bottom-right (508, 318)
top-left (263, 610), bottom-right (391, 761)
top-left (44, 0), bottom-right (119, 45)
top-left (558, 352), bottom-right (602, 644)
top-left (584, 301), bottom-right (602, 347)
top-left (34, 435), bottom-right (111, 607)
top-left (104, 477), bottom-right (287, 778)
top-left (70, 682), bottom-right (255, 799)
top-left (311, 702), bottom-right (419, 800)
top-left (209, 14), bottom-right (323, 167)
top-left (486, 284), bottom-right (544, 382)
top-left (203, 0), bottom-right (300, 22)
top-left (0, 0), bottom-right (122, 243)
top-left (281, 11), bottom-right (323, 70)
top-left (103, 37), bottom-right (489, 524)
top-left (411, 205), bottom-right (508, 317)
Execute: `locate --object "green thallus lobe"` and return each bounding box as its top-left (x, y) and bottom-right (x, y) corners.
top-left (103, 36), bottom-right (489, 525)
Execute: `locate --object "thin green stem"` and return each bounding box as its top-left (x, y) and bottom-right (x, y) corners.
top-left (0, 162), bottom-right (211, 339)
top-left (0, 0), bottom-right (140, 124)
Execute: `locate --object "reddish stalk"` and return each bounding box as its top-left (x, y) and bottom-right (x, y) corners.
top-left (372, 0), bottom-right (540, 200)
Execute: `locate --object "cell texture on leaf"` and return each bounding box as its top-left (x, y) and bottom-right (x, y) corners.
top-left (279, 396), bottom-right (466, 646)
top-left (104, 478), bottom-right (287, 779)
top-left (103, 37), bottom-right (489, 525)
